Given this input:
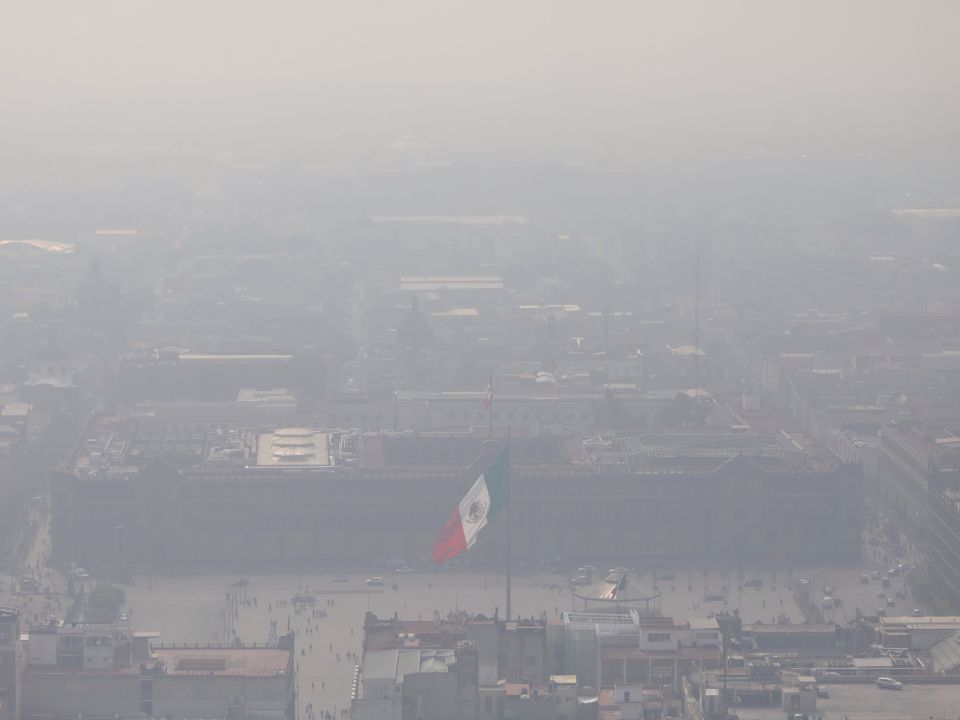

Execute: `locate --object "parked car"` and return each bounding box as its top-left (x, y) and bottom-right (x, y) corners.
top-left (912, 608), bottom-right (923, 617)
top-left (872, 570), bottom-right (882, 579)
top-left (365, 577), bottom-right (384, 586)
top-left (333, 575), bottom-right (349, 583)
top-left (816, 686), bottom-right (830, 698)
top-left (395, 566), bottom-right (415, 574)
top-left (877, 607), bottom-right (887, 617)
top-left (887, 597), bottom-right (896, 607)
top-left (743, 577), bottom-right (763, 588)
top-left (859, 574), bottom-right (870, 584)
top-left (875, 677), bottom-right (902, 690)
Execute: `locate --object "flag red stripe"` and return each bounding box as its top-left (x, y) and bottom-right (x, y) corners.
top-left (432, 506), bottom-right (468, 562)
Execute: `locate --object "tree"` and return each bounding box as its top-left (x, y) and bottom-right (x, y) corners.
top-left (594, 390), bottom-right (636, 430)
top-left (397, 296), bottom-right (432, 349)
top-left (85, 584), bottom-right (126, 623)
top-left (659, 392), bottom-right (712, 428)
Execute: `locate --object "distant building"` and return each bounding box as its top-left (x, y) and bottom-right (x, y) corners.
top-left (353, 613), bottom-right (585, 720)
top-left (52, 419), bottom-right (860, 572)
top-left (562, 611), bottom-right (721, 690)
top-left (352, 644), bottom-right (477, 720)
top-left (18, 618), bottom-right (295, 719)
top-left (0, 608), bottom-right (21, 720)
top-left (114, 349), bottom-right (325, 403)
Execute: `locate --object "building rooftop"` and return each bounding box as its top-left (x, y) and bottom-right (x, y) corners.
top-left (563, 610), bottom-right (640, 631)
top-left (152, 647), bottom-right (290, 677)
top-left (744, 623), bottom-right (836, 634)
top-left (361, 648), bottom-right (456, 685)
top-left (400, 276), bottom-right (505, 291)
top-left (24, 645), bottom-right (291, 678)
top-left (880, 615), bottom-right (960, 628)
top-left (256, 429), bottom-right (331, 467)
top-left (601, 646), bottom-right (720, 662)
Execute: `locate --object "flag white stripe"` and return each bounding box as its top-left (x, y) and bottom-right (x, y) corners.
top-left (457, 472), bottom-right (491, 549)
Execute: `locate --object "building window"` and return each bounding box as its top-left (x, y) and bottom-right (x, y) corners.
top-left (648, 633), bottom-right (671, 642)
top-left (624, 691), bottom-right (631, 703)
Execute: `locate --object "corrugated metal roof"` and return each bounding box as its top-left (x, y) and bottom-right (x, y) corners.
top-left (396, 649), bottom-right (422, 680)
top-left (930, 631), bottom-right (960, 673)
top-left (362, 649), bottom-right (456, 685)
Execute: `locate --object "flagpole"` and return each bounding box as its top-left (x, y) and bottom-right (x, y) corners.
top-left (505, 428), bottom-right (512, 622)
top-left (488, 373), bottom-right (494, 438)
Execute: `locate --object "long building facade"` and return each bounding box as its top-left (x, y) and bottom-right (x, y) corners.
top-left (51, 425), bottom-right (862, 573)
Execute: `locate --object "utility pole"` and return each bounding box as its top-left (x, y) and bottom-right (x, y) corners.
top-left (505, 430), bottom-right (512, 622)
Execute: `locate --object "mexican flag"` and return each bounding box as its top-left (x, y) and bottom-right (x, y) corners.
top-left (433, 444), bottom-right (509, 563)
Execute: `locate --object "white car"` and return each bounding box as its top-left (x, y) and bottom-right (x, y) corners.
top-left (365, 577), bottom-right (384, 586)
top-left (875, 677), bottom-right (903, 690)
top-left (395, 567), bottom-right (415, 574)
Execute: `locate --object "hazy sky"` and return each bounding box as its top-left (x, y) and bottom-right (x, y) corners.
top-left (3, 1), bottom-right (960, 153)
